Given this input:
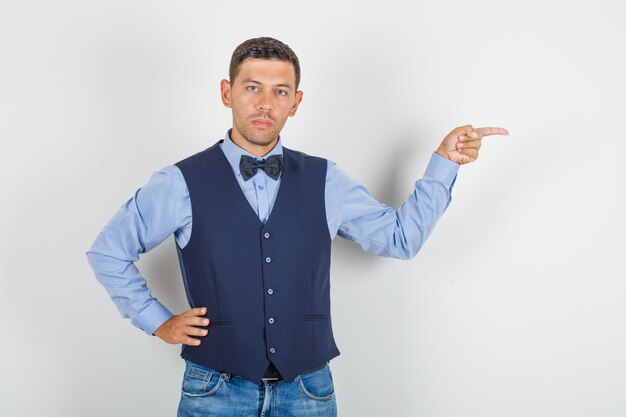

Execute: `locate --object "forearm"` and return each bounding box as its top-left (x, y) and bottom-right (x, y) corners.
top-left (86, 248), bottom-right (173, 335)
top-left (335, 152), bottom-right (459, 259)
top-left (384, 171), bottom-right (454, 259)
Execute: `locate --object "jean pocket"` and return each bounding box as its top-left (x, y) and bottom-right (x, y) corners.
top-left (181, 361), bottom-right (224, 397)
top-left (297, 363), bottom-right (335, 401)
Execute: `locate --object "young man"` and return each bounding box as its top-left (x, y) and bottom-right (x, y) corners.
top-left (86, 37), bottom-right (509, 416)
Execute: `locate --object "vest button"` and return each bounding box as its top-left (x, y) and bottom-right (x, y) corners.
top-left (268, 317), bottom-right (275, 324)
top-left (264, 232), bottom-right (271, 239)
top-left (269, 347), bottom-right (276, 354)
top-left (267, 288), bottom-right (274, 295)
top-left (265, 257), bottom-right (272, 263)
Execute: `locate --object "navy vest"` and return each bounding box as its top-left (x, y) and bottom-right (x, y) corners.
top-left (174, 140), bottom-right (340, 383)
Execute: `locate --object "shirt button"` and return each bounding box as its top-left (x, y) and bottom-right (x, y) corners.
top-left (267, 288), bottom-right (274, 295)
top-left (264, 232), bottom-right (271, 239)
top-left (269, 348), bottom-right (276, 354)
top-left (265, 257), bottom-right (272, 263)
top-left (268, 317), bottom-right (275, 324)
top-left (258, 185), bottom-right (265, 190)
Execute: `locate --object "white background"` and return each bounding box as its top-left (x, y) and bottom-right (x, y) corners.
top-left (1, 1), bottom-right (625, 416)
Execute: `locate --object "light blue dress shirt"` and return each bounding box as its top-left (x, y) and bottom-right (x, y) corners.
top-left (86, 131), bottom-right (460, 336)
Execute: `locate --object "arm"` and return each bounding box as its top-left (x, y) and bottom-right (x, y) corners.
top-left (328, 152), bottom-right (458, 259)
top-left (85, 165), bottom-right (190, 336)
top-left (328, 124), bottom-right (509, 259)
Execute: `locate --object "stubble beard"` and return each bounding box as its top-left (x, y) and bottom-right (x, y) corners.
top-left (238, 125), bottom-right (279, 147)
top-left (233, 113), bottom-right (285, 148)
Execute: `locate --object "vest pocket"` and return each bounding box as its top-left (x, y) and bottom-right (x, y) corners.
top-left (181, 362), bottom-right (224, 397)
top-left (301, 314), bottom-right (328, 321)
top-left (208, 318), bottom-right (232, 325)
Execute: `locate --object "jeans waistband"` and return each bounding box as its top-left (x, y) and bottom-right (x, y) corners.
top-left (261, 361), bottom-right (327, 381)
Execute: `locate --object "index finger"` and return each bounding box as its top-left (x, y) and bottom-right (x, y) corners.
top-left (476, 127), bottom-right (509, 137)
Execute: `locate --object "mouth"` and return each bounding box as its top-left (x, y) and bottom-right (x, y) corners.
top-left (251, 118), bottom-right (273, 128)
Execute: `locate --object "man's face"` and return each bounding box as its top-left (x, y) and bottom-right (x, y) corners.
top-left (221, 58), bottom-right (303, 151)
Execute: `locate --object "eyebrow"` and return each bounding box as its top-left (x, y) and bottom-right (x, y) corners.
top-left (242, 79), bottom-right (293, 90)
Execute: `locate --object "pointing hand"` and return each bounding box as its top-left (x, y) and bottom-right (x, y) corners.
top-left (436, 124), bottom-right (509, 165)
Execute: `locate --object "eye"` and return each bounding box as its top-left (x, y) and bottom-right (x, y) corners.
top-left (277, 89), bottom-right (287, 96)
top-left (247, 85), bottom-right (258, 92)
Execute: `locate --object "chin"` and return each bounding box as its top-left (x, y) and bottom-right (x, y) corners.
top-left (246, 131), bottom-right (279, 146)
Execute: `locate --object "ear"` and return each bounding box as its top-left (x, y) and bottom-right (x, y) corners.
top-left (288, 90), bottom-right (304, 117)
top-left (220, 79), bottom-right (232, 108)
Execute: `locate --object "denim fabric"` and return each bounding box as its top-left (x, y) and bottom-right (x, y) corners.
top-left (177, 359), bottom-right (337, 417)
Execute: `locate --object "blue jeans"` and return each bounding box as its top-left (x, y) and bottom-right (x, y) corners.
top-left (177, 359), bottom-right (338, 417)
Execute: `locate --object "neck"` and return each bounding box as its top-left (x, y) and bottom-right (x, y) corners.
top-left (230, 127), bottom-right (278, 157)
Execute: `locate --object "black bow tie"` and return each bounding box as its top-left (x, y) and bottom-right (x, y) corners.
top-left (239, 154), bottom-right (283, 181)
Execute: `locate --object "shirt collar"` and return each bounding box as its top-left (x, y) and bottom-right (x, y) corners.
top-left (220, 129), bottom-right (284, 179)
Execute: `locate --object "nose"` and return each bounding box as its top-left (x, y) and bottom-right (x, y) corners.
top-left (257, 90), bottom-right (273, 112)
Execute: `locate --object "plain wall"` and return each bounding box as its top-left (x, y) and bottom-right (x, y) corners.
top-left (1, 0), bottom-right (625, 416)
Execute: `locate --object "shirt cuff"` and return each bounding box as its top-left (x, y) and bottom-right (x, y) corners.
top-left (424, 152), bottom-right (460, 188)
top-left (131, 300), bottom-right (174, 336)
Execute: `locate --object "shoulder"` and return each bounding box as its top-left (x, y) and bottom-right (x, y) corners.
top-left (141, 165), bottom-right (187, 195)
top-left (283, 146), bottom-right (327, 162)
top-left (283, 146), bottom-right (329, 174)
top-left (324, 158), bottom-right (351, 182)
top-left (175, 141), bottom-right (222, 168)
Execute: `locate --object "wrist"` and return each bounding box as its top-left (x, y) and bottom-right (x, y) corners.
top-left (435, 148), bottom-right (450, 161)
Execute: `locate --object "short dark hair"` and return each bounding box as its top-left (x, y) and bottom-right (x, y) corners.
top-left (229, 37), bottom-right (301, 89)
